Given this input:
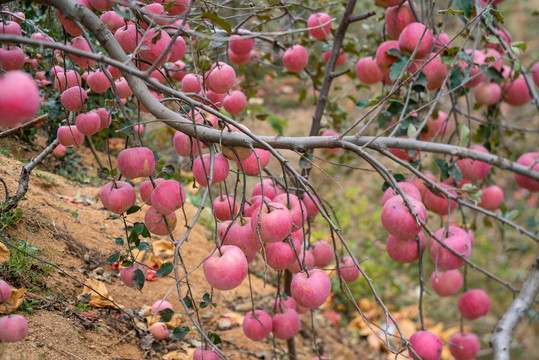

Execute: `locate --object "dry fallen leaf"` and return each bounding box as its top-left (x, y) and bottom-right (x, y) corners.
top-left (145, 254), bottom-right (165, 269)
top-left (80, 279), bottom-right (119, 308)
top-left (145, 313), bottom-right (182, 328)
top-left (163, 348), bottom-right (195, 360)
top-left (0, 242), bottom-right (9, 263)
top-left (152, 240), bottom-right (175, 258)
top-left (367, 333), bottom-right (382, 351)
top-left (0, 287), bottom-right (25, 314)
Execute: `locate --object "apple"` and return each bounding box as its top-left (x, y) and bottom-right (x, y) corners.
top-left (173, 130), bottom-right (201, 157)
top-left (291, 269), bottom-right (331, 308)
top-left (213, 195), bottom-right (238, 221)
top-left (100, 11), bottom-right (124, 32)
top-left (355, 56), bottom-right (384, 84)
top-left (321, 130), bottom-right (341, 154)
top-left (386, 233), bottom-right (426, 263)
top-left (57, 125), bottom-right (84, 147)
top-left (149, 322), bottom-right (169, 340)
top-left (151, 300), bottom-right (174, 314)
top-left (100, 181), bottom-right (137, 214)
top-left (68, 37), bottom-right (95, 69)
top-left (302, 193), bottom-right (321, 219)
top-left (87, 70), bottom-right (110, 94)
top-left (88, 0), bottom-right (113, 11)
top-left (272, 309), bottom-right (300, 340)
top-left (375, 40), bottom-right (400, 75)
top-left (57, 1), bottom-right (90, 36)
top-left (0, 46), bottom-right (25, 71)
top-left (150, 180), bottom-right (186, 215)
top-left (311, 241), bottom-right (333, 268)
top-left (170, 61), bottom-right (187, 82)
top-left (120, 262), bottom-right (148, 288)
top-left (336, 256), bottom-right (360, 283)
top-left (264, 241), bottom-right (296, 270)
top-left (398, 22), bottom-right (434, 59)
top-left (114, 24), bottom-right (139, 54)
top-left (223, 90), bottom-right (247, 115)
top-left (228, 48), bottom-right (251, 65)
top-left (0, 315), bottom-right (29, 342)
top-left (424, 182), bottom-right (458, 215)
top-left (323, 49), bottom-right (348, 66)
top-left (420, 111), bottom-right (448, 141)
top-left (181, 74), bottom-right (201, 93)
top-left (282, 45), bottom-right (309, 72)
top-left (203, 245), bottom-right (248, 290)
top-left (201, 89), bottom-right (224, 109)
top-left (251, 202), bottom-right (293, 243)
top-left (139, 29), bottom-right (172, 68)
top-left (242, 310), bottom-right (272, 341)
top-left (458, 289), bottom-right (490, 320)
top-left (139, 178), bottom-right (166, 205)
top-left (61, 86), bottom-right (87, 112)
top-left (487, 27), bottom-right (511, 53)
top-left (206, 63), bottom-right (236, 94)
top-left (408, 331), bottom-right (443, 360)
top-left (458, 49), bottom-right (486, 88)
top-left (434, 32), bottom-right (451, 51)
top-left (0, 280), bottom-right (11, 303)
top-left (251, 179), bottom-right (283, 200)
top-left (144, 206), bottom-right (177, 235)
top-left (115, 78), bottom-right (133, 98)
top-left (0, 21), bottom-right (22, 39)
top-left (158, 0), bottom-right (189, 16)
top-left (117, 147), bottom-right (155, 179)
top-left (288, 249), bottom-right (315, 274)
top-left (478, 185), bottom-right (504, 210)
top-left (449, 332), bottom-right (480, 360)
top-left (193, 347), bottom-right (219, 360)
top-left (532, 62), bottom-right (539, 87)
top-left (192, 153), bottom-right (230, 187)
top-left (504, 75), bottom-right (532, 106)
top-left (514, 152), bottom-right (539, 192)
top-left (430, 269), bottom-right (463, 297)
top-left (456, 145), bottom-right (491, 181)
top-left (0, 71), bottom-right (41, 128)
top-left (219, 219), bottom-right (261, 255)
top-left (54, 70), bottom-right (82, 92)
top-left (381, 182), bottom-right (421, 206)
top-left (230, 33), bottom-right (255, 55)
top-left (381, 196), bottom-right (426, 239)
top-left (409, 53), bottom-right (447, 90)
top-left (53, 144), bottom-right (67, 157)
top-left (273, 194), bottom-right (307, 232)
top-left (75, 111), bottom-right (101, 136)
top-left (428, 226), bottom-right (471, 270)
top-left (238, 149), bottom-right (271, 175)
top-left (385, 1), bottom-right (417, 39)
top-left (273, 296), bottom-right (297, 312)
top-left (307, 12), bottom-right (332, 39)
top-left (168, 36), bottom-right (186, 62)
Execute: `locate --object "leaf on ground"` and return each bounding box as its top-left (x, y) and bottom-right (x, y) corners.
top-left (0, 242), bottom-right (9, 263)
top-left (152, 240), bottom-right (175, 258)
top-left (0, 287), bottom-right (25, 314)
top-left (80, 279), bottom-right (119, 308)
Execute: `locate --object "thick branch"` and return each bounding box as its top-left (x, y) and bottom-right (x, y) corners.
top-left (0, 114), bottom-right (48, 139)
top-left (490, 253), bottom-right (539, 360)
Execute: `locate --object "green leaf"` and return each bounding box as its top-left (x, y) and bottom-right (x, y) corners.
top-left (201, 12), bottom-right (232, 35)
top-left (449, 163), bottom-right (463, 184)
top-left (435, 159), bottom-right (450, 180)
top-left (172, 326), bottom-right (190, 340)
top-left (505, 209), bottom-right (520, 221)
top-left (411, 71), bottom-right (428, 92)
top-left (454, 0), bottom-right (472, 19)
top-left (390, 56), bottom-right (410, 83)
top-left (298, 88), bottom-right (307, 103)
top-left (208, 331), bottom-right (222, 345)
top-left (158, 308), bottom-right (175, 322)
top-left (502, 245), bottom-right (530, 253)
top-left (156, 262), bottom-right (173, 277)
top-left (385, 48), bottom-right (403, 57)
top-left (438, 8), bottom-right (465, 16)
top-left (163, 0), bottom-right (177, 11)
top-left (106, 251), bottom-right (120, 265)
top-left (407, 124), bottom-right (417, 139)
top-left (299, 154), bottom-right (313, 170)
top-left (137, 242), bottom-right (152, 251)
top-left (115, 237), bottom-right (124, 246)
top-left (126, 206), bottom-right (140, 215)
top-left (183, 295), bottom-right (193, 309)
top-left (132, 269), bottom-right (146, 291)
top-left (459, 125), bottom-right (470, 147)
top-left (490, 8), bottom-right (504, 23)
top-left (381, 174), bottom-right (406, 192)
top-left (356, 98), bottom-right (380, 110)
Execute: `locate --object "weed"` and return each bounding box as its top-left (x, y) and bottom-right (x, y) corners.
top-left (0, 239), bottom-right (53, 285)
top-left (69, 300), bottom-right (92, 314)
top-left (64, 208), bottom-right (80, 220)
top-left (19, 299), bottom-right (40, 313)
top-left (35, 172), bottom-right (57, 185)
top-left (0, 148), bottom-right (12, 157)
top-left (0, 207), bottom-right (24, 232)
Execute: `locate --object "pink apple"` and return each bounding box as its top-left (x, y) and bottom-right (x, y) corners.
top-left (504, 76), bottom-right (532, 106)
top-left (321, 130), bottom-right (341, 154)
top-left (228, 48), bottom-right (251, 65)
top-left (449, 332), bottom-right (480, 360)
top-left (458, 289), bottom-right (490, 320)
top-left (242, 310), bottom-right (272, 341)
top-left (264, 241), bottom-right (296, 270)
top-left (95, 107), bottom-right (112, 130)
top-left (302, 193), bottom-right (321, 219)
top-left (456, 145), bottom-right (491, 181)
top-left (408, 331), bottom-right (443, 360)
top-left (398, 22), bottom-right (434, 59)
top-left (68, 37), bottom-right (95, 69)
top-left (230, 33), bottom-right (255, 55)
top-left (532, 62), bottom-right (539, 87)
top-left (57, 125), bottom-right (84, 147)
top-left (0, 315), bottom-right (29, 343)
top-left (386, 232), bottom-right (426, 263)
top-left (223, 90), bottom-right (247, 115)
top-left (201, 90), bottom-right (224, 109)
top-left (487, 27), bottom-right (511, 53)
top-left (173, 130), bottom-right (201, 157)
top-left (428, 226), bottom-right (471, 270)
top-left (238, 149), bottom-right (271, 175)
top-left (219, 219), bottom-right (261, 255)
top-left (382, 182), bottom-right (421, 206)
top-left (87, 70), bottom-right (110, 94)
top-left (168, 36), bottom-right (186, 62)
top-left (243, 195), bottom-right (266, 217)
top-left (282, 45), bottom-right (308, 72)
top-left (193, 347), bottom-right (219, 360)
top-left (291, 269), bottom-right (331, 308)
top-left (272, 309), bottom-right (300, 340)
top-left (251, 179), bottom-right (284, 200)
top-left (375, 40), bottom-right (400, 75)
top-left (150, 180), bottom-right (186, 215)
top-left (0, 46), bottom-right (25, 71)
top-left (385, 1), bottom-right (417, 39)
top-left (53, 144), bottom-right (67, 157)
top-left (430, 269), bottom-right (463, 296)
top-left (0, 21), bottom-right (22, 40)
top-left (0, 71), bottom-right (41, 128)
top-left (251, 202), bottom-right (293, 243)
top-left (434, 32), bottom-right (451, 51)
top-left (115, 78), bottom-right (133, 98)
top-left (273, 296), bottom-right (297, 312)
top-left (273, 193), bottom-right (307, 232)
top-left (192, 153), bottom-right (230, 187)
top-left (181, 74), bottom-right (201, 93)
top-left (355, 56), bottom-right (384, 84)
top-left (478, 185), bottom-right (504, 210)
top-left (100, 11), bottom-right (124, 32)
top-left (375, 0), bottom-right (405, 7)
top-left (213, 195), bottom-right (238, 221)
top-left (514, 152), bottom-right (539, 192)
top-left (170, 61), bottom-right (187, 82)
top-left (158, 0), bottom-right (189, 16)
top-left (206, 63), bottom-right (236, 94)
top-left (311, 241), bottom-right (333, 268)
top-left (203, 245), bottom-right (248, 290)
top-left (61, 86), bottom-right (87, 112)
top-left (100, 181), bottom-right (137, 214)
top-left (54, 70), bottom-right (82, 92)
top-left (144, 206), bottom-right (177, 235)
top-left (323, 49), bottom-right (348, 66)
top-left (381, 196), bottom-right (426, 239)
top-left (424, 182), bottom-right (458, 215)
top-left (117, 147), bottom-right (155, 179)
top-left (139, 29), bottom-right (172, 68)
top-left (288, 249), bottom-right (315, 274)
top-left (151, 300), bottom-right (174, 314)
top-left (336, 256), bottom-right (359, 283)
top-left (0, 280), bottom-right (11, 303)
top-left (410, 53), bottom-right (447, 90)
top-left (139, 178), bottom-right (166, 205)
top-left (75, 111), bottom-right (101, 136)
top-left (120, 262), bottom-right (148, 288)
top-left (474, 81), bottom-right (501, 105)
top-left (149, 322), bottom-right (169, 340)
top-left (307, 12), bottom-right (332, 40)
top-left (420, 111), bottom-right (448, 141)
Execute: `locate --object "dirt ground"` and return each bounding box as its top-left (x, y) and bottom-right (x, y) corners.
top-left (0, 135), bottom-right (374, 360)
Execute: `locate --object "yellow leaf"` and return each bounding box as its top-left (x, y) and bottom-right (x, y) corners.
top-left (145, 314), bottom-right (182, 328)
top-left (152, 240), bottom-right (175, 258)
top-left (163, 348), bottom-right (195, 360)
top-left (367, 333), bottom-right (382, 351)
top-left (0, 287), bottom-right (25, 314)
top-left (81, 279), bottom-right (120, 308)
top-left (146, 254), bottom-right (165, 269)
top-left (0, 242), bottom-right (9, 263)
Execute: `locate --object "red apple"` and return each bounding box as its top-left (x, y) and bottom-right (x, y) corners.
top-left (238, 149), bottom-right (271, 175)
top-left (0, 315), bottom-right (28, 342)
top-left (272, 309), bottom-right (300, 340)
top-left (61, 86), bottom-right (87, 112)
top-left (381, 182), bottom-right (421, 206)
top-left (478, 185), bottom-right (504, 210)
top-left (192, 153), bottom-right (230, 187)
top-left (139, 178), bottom-right (166, 205)
top-left (223, 90), bottom-right (247, 115)
top-left (311, 241), bottom-right (334, 268)
top-left (242, 310), bottom-right (272, 341)
top-left (203, 245), bottom-right (248, 290)
top-left (144, 206), bottom-right (177, 235)
top-left (264, 241), bottom-right (296, 270)
top-left (456, 145), bottom-right (491, 181)
top-left (503, 75), bottom-right (532, 106)
top-left (0, 280), bottom-right (11, 303)
top-left (206, 63), bottom-right (236, 94)
top-left (150, 180), bottom-right (186, 215)
top-left (87, 70), bottom-right (111, 94)
top-left (193, 347), bottom-right (219, 360)
top-left (117, 147), bottom-right (155, 180)
top-left (430, 269), bottom-right (463, 296)
top-left (151, 300), bottom-right (174, 314)
top-left (386, 233), bottom-right (426, 263)
top-left (213, 195), bottom-right (238, 221)
top-left (282, 45), bottom-right (308, 72)
top-left (307, 12), bottom-right (332, 40)
top-left (424, 182), bottom-right (458, 215)
top-left (408, 331), bottom-right (443, 360)
top-left (291, 269), bottom-right (331, 308)
top-left (120, 262), bottom-right (148, 287)
top-left (398, 22), bottom-right (434, 59)
top-left (57, 125), bottom-right (84, 147)
top-left (0, 46), bottom-right (25, 71)
top-left (385, 1), bottom-right (417, 39)
top-left (449, 332), bottom-right (480, 360)
top-left (428, 226), bottom-right (471, 270)
top-left (229, 33), bottom-right (255, 55)
top-left (149, 322), bottom-right (169, 340)
top-left (514, 152), bottom-right (539, 192)
top-left (381, 196), bottom-right (426, 239)
top-left (355, 56), bottom-right (384, 84)
top-left (458, 289), bottom-right (490, 320)
top-left (100, 181), bottom-right (137, 214)
top-left (251, 202), bottom-right (293, 243)
top-left (336, 256), bottom-right (360, 283)
top-left (0, 71), bottom-right (41, 128)
top-left (75, 111), bottom-right (101, 136)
